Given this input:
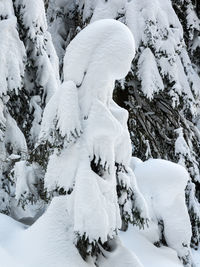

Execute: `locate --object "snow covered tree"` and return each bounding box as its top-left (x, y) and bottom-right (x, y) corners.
top-left (172, 0), bottom-right (200, 74)
top-left (0, 0), bottom-right (59, 218)
top-left (45, 0), bottom-right (200, 251)
top-left (0, 0), bottom-right (27, 215)
top-left (11, 0), bottom-right (59, 205)
top-left (46, 0), bottom-right (78, 74)
top-left (0, 1), bottom-right (199, 266)
top-left (13, 0), bottom-right (59, 147)
top-left (37, 19), bottom-right (148, 260)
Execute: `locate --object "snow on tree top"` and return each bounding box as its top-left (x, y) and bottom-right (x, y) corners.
top-left (64, 19), bottom-right (135, 83)
top-left (63, 19), bottom-right (135, 117)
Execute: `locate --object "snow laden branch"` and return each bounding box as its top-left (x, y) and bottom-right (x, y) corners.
top-left (38, 19), bottom-right (148, 261)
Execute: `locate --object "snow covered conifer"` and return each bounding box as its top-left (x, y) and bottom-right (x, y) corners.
top-left (74, 0), bottom-right (200, 251)
top-left (38, 19), bottom-right (148, 260)
top-left (47, 0), bottom-right (77, 73)
top-left (172, 0), bottom-right (200, 74)
top-left (7, 0), bottom-right (61, 211)
top-left (0, 0), bottom-right (28, 214)
top-left (0, 0), bottom-right (60, 216)
top-left (13, 0), bottom-right (59, 146)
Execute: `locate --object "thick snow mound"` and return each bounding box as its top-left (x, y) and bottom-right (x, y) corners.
top-left (0, 208), bottom-right (187, 267)
top-left (0, 198), bottom-right (143, 267)
top-left (133, 158), bottom-right (192, 264)
top-left (0, 198), bottom-right (92, 267)
top-left (63, 19), bottom-right (135, 117)
top-left (121, 225), bottom-right (183, 267)
top-left (64, 19), bottom-right (135, 82)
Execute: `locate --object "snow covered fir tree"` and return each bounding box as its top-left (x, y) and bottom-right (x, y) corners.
top-left (0, 0), bottom-right (200, 267)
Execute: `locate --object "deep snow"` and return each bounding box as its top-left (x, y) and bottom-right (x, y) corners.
top-left (0, 210), bottom-right (186, 267)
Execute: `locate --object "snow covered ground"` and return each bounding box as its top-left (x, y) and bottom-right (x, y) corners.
top-left (120, 226), bottom-right (183, 267)
top-left (1, 211), bottom-right (197, 267)
top-left (192, 250), bottom-right (200, 266)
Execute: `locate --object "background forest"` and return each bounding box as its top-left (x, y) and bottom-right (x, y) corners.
top-left (0, 0), bottom-right (200, 267)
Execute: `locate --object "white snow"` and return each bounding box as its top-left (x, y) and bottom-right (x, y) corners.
top-left (64, 18), bottom-right (135, 118)
top-left (175, 127), bottom-right (200, 182)
top-left (4, 113), bottom-right (27, 157)
top-left (84, 99), bottom-right (122, 173)
top-left (39, 80), bottom-right (82, 145)
top-left (133, 158), bottom-right (192, 264)
top-left (120, 225), bottom-right (183, 267)
top-left (98, 237), bottom-right (143, 267)
top-left (138, 48), bottom-right (164, 99)
top-left (73, 148), bottom-right (121, 243)
top-left (0, 204), bottom-right (188, 267)
top-left (0, 17), bottom-right (25, 96)
top-left (56, 81), bottom-right (82, 139)
top-left (14, 161), bottom-right (40, 201)
top-left (44, 144), bottom-right (79, 192)
top-left (0, 198), bottom-right (140, 267)
top-left (14, 0), bottom-right (47, 40)
top-left (0, 0), bottom-right (14, 19)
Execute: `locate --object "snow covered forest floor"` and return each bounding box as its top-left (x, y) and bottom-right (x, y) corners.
top-left (0, 211), bottom-right (199, 267)
top-left (0, 213), bottom-right (185, 267)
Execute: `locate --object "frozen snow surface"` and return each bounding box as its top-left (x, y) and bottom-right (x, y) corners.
top-left (0, 206), bottom-right (171, 267)
top-left (0, 205), bottom-right (193, 267)
top-left (0, 198), bottom-right (140, 267)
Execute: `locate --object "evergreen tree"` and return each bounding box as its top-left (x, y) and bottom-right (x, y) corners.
top-left (13, 0), bottom-right (59, 147)
top-left (0, 1), bottom-right (199, 266)
top-left (0, 0), bottom-right (27, 215)
top-left (36, 19), bottom-right (148, 260)
top-left (45, 0), bottom-right (200, 250)
top-left (0, 0), bottom-right (59, 217)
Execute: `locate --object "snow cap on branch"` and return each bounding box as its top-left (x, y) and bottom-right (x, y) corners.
top-left (64, 19), bottom-right (135, 117)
